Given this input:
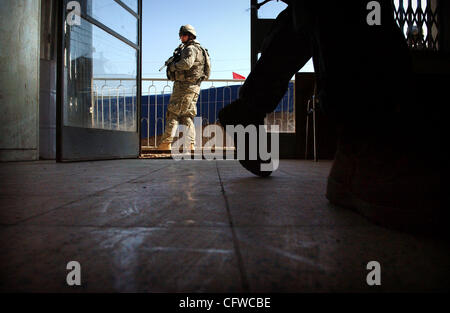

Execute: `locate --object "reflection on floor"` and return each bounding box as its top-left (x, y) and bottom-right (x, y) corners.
top-left (0, 159), bottom-right (448, 292)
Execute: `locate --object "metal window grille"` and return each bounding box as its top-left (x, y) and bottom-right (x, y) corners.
top-left (393, 0), bottom-right (440, 51)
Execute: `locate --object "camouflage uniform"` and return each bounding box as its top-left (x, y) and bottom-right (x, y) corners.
top-left (160, 39), bottom-right (206, 145)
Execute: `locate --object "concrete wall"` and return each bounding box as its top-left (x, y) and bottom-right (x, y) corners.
top-left (39, 59), bottom-right (56, 159)
top-left (40, 0), bottom-right (57, 159)
top-left (0, 0), bottom-right (41, 161)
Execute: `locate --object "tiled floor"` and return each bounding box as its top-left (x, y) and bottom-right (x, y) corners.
top-left (0, 159), bottom-right (448, 292)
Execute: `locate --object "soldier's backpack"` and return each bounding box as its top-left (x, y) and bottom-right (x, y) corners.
top-left (198, 45), bottom-right (211, 81)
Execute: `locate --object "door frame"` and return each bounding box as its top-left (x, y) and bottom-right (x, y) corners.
top-left (56, 0), bottom-right (143, 162)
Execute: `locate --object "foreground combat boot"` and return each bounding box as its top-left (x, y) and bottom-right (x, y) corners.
top-left (326, 130), bottom-right (443, 233)
top-left (218, 98), bottom-right (273, 177)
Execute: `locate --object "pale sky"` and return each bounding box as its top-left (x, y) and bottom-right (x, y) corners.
top-left (89, 0), bottom-right (314, 94)
top-left (141, 0), bottom-right (314, 81)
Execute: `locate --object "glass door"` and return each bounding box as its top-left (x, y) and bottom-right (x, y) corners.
top-left (57, 0), bottom-right (142, 161)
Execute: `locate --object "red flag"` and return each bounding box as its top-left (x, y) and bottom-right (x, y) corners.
top-left (232, 72), bottom-right (246, 80)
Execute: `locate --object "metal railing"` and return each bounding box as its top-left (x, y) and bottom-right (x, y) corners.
top-left (393, 0), bottom-right (440, 51)
top-left (92, 78), bottom-right (295, 148)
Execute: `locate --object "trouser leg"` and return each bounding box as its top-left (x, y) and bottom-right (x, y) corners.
top-left (160, 111), bottom-right (178, 144)
top-left (179, 116), bottom-right (195, 145)
top-left (240, 7), bottom-right (313, 116)
top-left (161, 89), bottom-right (199, 145)
top-left (177, 90), bottom-right (198, 145)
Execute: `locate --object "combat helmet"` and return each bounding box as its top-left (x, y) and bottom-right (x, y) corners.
top-left (179, 24), bottom-right (197, 38)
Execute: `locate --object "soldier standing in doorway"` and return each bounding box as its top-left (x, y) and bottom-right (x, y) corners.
top-left (158, 25), bottom-right (210, 151)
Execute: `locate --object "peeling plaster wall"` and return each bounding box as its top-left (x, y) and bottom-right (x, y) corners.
top-left (0, 0), bottom-right (41, 161)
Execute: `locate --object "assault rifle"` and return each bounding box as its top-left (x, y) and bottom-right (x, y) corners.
top-left (159, 44), bottom-right (183, 72)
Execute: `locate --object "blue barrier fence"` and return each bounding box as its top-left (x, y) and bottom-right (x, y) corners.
top-left (141, 82), bottom-right (294, 139)
top-left (93, 82), bottom-right (294, 141)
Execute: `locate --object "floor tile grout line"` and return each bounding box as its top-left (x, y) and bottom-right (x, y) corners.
top-left (8, 164), bottom-right (172, 227)
top-left (215, 161), bottom-right (250, 293)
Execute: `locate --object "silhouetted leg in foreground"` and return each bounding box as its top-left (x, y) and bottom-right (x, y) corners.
top-left (218, 0), bottom-right (443, 233)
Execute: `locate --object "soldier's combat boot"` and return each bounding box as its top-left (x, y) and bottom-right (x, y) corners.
top-left (157, 142), bottom-right (172, 151)
top-left (218, 98), bottom-right (273, 177)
